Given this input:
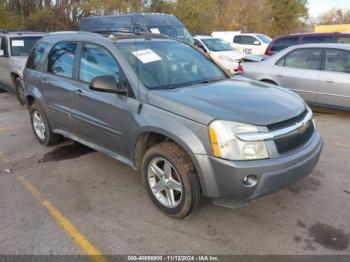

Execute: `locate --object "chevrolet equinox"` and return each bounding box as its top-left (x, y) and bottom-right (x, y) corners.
top-left (23, 32), bottom-right (323, 218)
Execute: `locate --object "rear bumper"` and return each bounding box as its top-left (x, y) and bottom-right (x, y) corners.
top-left (191, 130), bottom-right (323, 208)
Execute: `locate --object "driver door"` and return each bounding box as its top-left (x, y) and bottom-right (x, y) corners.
top-left (71, 43), bottom-right (134, 158)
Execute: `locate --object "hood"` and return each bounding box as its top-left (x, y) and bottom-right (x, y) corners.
top-left (10, 56), bottom-right (27, 75)
top-left (147, 79), bottom-right (306, 126)
top-left (211, 50), bottom-right (244, 60)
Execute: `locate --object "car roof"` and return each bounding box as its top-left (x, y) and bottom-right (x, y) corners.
top-left (274, 32), bottom-right (350, 40)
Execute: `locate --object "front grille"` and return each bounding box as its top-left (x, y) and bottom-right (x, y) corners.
top-left (274, 121), bottom-right (314, 154)
top-left (267, 109), bottom-right (308, 131)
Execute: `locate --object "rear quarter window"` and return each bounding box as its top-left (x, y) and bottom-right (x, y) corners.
top-left (271, 37), bottom-right (299, 52)
top-left (337, 36), bottom-right (350, 44)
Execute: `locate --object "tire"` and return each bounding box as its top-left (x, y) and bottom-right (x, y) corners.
top-left (142, 142), bottom-right (201, 218)
top-left (29, 102), bottom-right (62, 146)
top-left (15, 78), bottom-right (26, 106)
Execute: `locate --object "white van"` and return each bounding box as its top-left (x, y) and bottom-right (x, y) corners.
top-left (212, 32), bottom-right (272, 55)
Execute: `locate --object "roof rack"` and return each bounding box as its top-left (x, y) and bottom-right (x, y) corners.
top-left (105, 31), bottom-right (170, 41)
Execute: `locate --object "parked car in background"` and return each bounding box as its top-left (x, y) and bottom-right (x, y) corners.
top-left (241, 43), bottom-right (350, 110)
top-left (80, 13), bottom-right (194, 44)
top-left (194, 35), bottom-right (245, 74)
top-left (23, 32), bottom-right (323, 218)
top-left (212, 31), bottom-right (272, 55)
top-left (265, 32), bottom-right (350, 56)
top-left (0, 30), bottom-right (43, 105)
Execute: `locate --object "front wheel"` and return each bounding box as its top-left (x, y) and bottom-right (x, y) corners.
top-left (15, 78), bottom-right (26, 106)
top-left (142, 142), bottom-right (201, 218)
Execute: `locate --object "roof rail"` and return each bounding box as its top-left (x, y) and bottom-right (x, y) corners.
top-left (0, 29), bottom-right (47, 34)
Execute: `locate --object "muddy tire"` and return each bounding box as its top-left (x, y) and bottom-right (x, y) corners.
top-left (29, 102), bottom-right (62, 146)
top-left (142, 142), bottom-right (201, 218)
top-left (15, 78), bottom-right (26, 106)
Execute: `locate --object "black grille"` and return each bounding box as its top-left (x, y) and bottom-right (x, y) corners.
top-left (268, 109), bottom-right (308, 131)
top-left (275, 121), bottom-right (314, 154)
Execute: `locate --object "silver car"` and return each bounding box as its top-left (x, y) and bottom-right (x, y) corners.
top-left (0, 30), bottom-right (43, 105)
top-left (241, 43), bottom-right (350, 110)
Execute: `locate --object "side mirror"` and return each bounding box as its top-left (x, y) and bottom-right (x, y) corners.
top-left (89, 75), bottom-right (127, 95)
top-left (253, 40), bottom-right (261, 46)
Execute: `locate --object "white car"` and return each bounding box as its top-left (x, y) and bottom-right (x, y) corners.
top-left (194, 36), bottom-right (245, 74)
top-left (212, 32), bottom-right (272, 55)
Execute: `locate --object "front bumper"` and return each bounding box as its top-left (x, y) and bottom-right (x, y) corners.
top-left (191, 130), bottom-right (323, 208)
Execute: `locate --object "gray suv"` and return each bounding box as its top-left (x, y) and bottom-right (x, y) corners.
top-left (0, 30), bottom-right (43, 105)
top-left (23, 32), bottom-right (323, 218)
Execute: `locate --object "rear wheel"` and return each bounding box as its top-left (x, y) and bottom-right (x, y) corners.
top-left (29, 102), bottom-right (62, 146)
top-left (15, 78), bottom-right (26, 106)
top-left (142, 142), bottom-right (201, 218)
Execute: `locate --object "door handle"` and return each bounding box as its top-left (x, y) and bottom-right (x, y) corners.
top-left (42, 78), bottom-right (48, 83)
top-left (74, 89), bottom-right (83, 96)
top-left (276, 74), bottom-right (284, 77)
top-left (324, 79), bottom-right (334, 83)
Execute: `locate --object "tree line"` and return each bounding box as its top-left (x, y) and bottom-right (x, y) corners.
top-left (0, 0), bottom-right (347, 37)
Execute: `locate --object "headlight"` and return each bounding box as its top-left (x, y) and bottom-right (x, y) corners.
top-left (209, 120), bottom-right (269, 160)
top-left (218, 55), bottom-right (235, 63)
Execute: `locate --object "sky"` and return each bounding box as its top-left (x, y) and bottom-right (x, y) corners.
top-left (308, 0), bottom-right (350, 18)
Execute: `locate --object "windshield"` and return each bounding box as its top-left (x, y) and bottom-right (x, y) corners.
top-left (10, 36), bottom-right (42, 56)
top-left (148, 26), bottom-right (194, 45)
top-left (116, 40), bottom-right (227, 90)
top-left (201, 38), bottom-right (233, 52)
top-left (257, 34), bottom-right (272, 44)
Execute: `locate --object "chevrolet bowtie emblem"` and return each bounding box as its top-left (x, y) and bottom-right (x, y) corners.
top-left (298, 122), bottom-right (308, 134)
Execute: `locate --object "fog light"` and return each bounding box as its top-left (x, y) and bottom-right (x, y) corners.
top-left (242, 175), bottom-right (258, 187)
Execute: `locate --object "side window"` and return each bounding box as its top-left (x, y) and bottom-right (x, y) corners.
top-left (47, 42), bottom-right (77, 78)
top-left (233, 35), bottom-right (241, 44)
top-left (284, 48), bottom-right (321, 70)
top-left (271, 37), bottom-right (298, 52)
top-left (324, 49), bottom-right (350, 73)
top-left (302, 35), bottom-right (333, 44)
top-left (337, 36), bottom-right (350, 44)
top-left (240, 36), bottom-right (257, 45)
top-left (0, 36), bottom-right (9, 56)
top-left (26, 42), bottom-right (49, 70)
top-left (79, 44), bottom-right (120, 83)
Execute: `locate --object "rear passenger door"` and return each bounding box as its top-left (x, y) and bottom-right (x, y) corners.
top-left (41, 41), bottom-right (78, 131)
top-left (318, 48), bottom-right (350, 108)
top-left (71, 43), bottom-right (133, 158)
top-left (274, 48), bottom-right (322, 103)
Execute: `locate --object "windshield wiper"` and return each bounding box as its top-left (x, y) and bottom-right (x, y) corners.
top-left (199, 78), bottom-right (224, 84)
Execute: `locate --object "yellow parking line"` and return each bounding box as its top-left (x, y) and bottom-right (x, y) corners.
top-left (18, 176), bottom-right (107, 262)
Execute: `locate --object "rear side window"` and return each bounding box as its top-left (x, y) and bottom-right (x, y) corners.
top-left (301, 35), bottom-right (333, 44)
top-left (0, 36), bottom-right (9, 56)
top-left (79, 44), bottom-right (120, 83)
top-left (337, 36), bottom-right (350, 44)
top-left (324, 49), bottom-right (350, 73)
top-left (284, 48), bottom-right (322, 70)
top-left (233, 35), bottom-right (241, 44)
top-left (47, 42), bottom-right (77, 78)
top-left (27, 42), bottom-right (49, 70)
top-left (271, 37), bottom-right (298, 52)
top-left (238, 35), bottom-right (257, 45)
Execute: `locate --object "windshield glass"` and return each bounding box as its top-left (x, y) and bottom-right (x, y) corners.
top-left (201, 38), bottom-right (233, 51)
top-left (257, 34), bottom-right (272, 44)
top-left (116, 40), bottom-right (227, 90)
top-left (10, 36), bottom-right (42, 56)
top-left (148, 26), bottom-right (194, 44)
